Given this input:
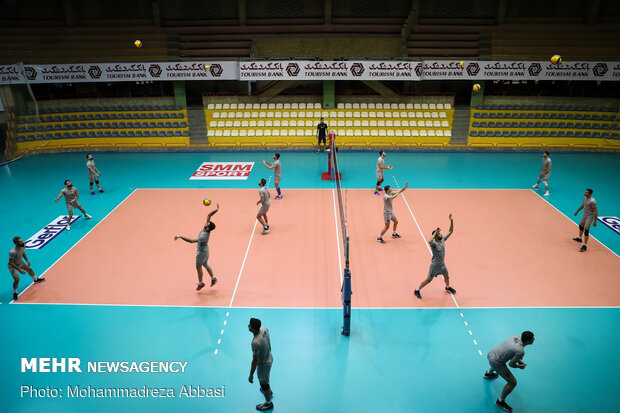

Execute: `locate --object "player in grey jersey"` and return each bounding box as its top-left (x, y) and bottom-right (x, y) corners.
top-left (263, 153), bottom-right (282, 200)
top-left (175, 203), bottom-right (219, 290)
top-left (86, 154), bottom-right (104, 195)
top-left (573, 188), bottom-right (598, 252)
top-left (531, 151), bottom-right (551, 196)
top-left (377, 183), bottom-right (408, 243)
top-left (256, 179), bottom-right (271, 235)
top-left (248, 317), bottom-right (274, 411)
top-left (483, 331), bottom-right (535, 412)
top-left (414, 214), bottom-right (456, 298)
top-left (54, 180), bottom-right (92, 231)
top-left (8, 236), bottom-right (45, 301)
top-left (374, 150), bottom-right (392, 196)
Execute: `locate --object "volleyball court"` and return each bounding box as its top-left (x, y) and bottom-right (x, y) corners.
top-left (17, 138), bottom-right (619, 317)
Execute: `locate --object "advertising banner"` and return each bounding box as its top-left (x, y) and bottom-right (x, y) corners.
top-left (190, 162), bottom-right (254, 180)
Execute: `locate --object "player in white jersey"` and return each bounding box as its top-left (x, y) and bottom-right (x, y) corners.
top-left (263, 153), bottom-right (283, 199)
top-left (377, 183), bottom-right (408, 243)
top-left (375, 150), bottom-right (392, 195)
top-left (54, 180), bottom-right (92, 230)
top-left (86, 154), bottom-right (104, 195)
top-left (175, 203), bottom-right (219, 290)
top-left (248, 317), bottom-right (274, 411)
top-left (573, 188), bottom-right (598, 252)
top-left (8, 236), bottom-right (45, 301)
top-left (483, 331), bottom-right (535, 412)
top-left (531, 151), bottom-right (551, 196)
top-left (414, 214), bottom-right (456, 298)
top-left (257, 179), bottom-right (271, 235)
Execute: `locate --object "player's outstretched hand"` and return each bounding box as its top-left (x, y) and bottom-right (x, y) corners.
top-left (404, 182), bottom-right (409, 190)
top-left (449, 213), bottom-right (453, 221)
top-left (574, 211), bottom-right (578, 216)
top-left (174, 235), bottom-right (179, 241)
top-left (215, 203), bottom-right (220, 210)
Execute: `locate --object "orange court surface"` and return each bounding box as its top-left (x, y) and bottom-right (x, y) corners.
top-left (19, 188), bottom-right (619, 308)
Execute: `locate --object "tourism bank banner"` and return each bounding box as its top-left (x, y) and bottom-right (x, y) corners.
top-left (2, 60), bottom-right (620, 83)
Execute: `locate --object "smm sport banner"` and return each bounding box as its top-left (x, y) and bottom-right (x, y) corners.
top-left (1, 60), bottom-right (620, 84)
top-left (0, 61), bottom-right (238, 84)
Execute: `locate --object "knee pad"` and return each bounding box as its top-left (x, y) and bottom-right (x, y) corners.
top-left (579, 225), bottom-right (584, 231)
top-left (95, 180), bottom-right (99, 184)
top-left (584, 229), bottom-right (589, 237)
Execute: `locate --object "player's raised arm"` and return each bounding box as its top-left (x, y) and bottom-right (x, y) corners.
top-left (445, 214), bottom-right (454, 240)
top-left (174, 235), bottom-right (198, 243)
top-left (206, 203), bottom-right (220, 224)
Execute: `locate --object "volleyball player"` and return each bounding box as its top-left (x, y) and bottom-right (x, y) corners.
top-left (8, 236), bottom-right (45, 301)
top-left (257, 179), bottom-right (271, 235)
top-left (174, 203), bottom-right (219, 290)
top-left (375, 150), bottom-right (392, 195)
top-left (86, 154), bottom-right (104, 195)
top-left (484, 331), bottom-right (535, 412)
top-left (248, 317), bottom-right (274, 411)
top-left (263, 153), bottom-right (282, 199)
top-left (377, 183), bottom-right (408, 243)
top-left (414, 214), bottom-right (456, 298)
top-left (573, 188), bottom-right (598, 252)
top-left (531, 151), bottom-right (551, 196)
top-left (54, 180), bottom-right (92, 231)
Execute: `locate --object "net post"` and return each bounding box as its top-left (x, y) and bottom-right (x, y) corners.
top-left (341, 267), bottom-right (351, 336)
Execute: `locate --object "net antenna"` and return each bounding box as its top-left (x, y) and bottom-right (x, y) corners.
top-left (331, 136), bottom-right (352, 336)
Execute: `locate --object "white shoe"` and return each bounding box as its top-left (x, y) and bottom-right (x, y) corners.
top-left (85, 214), bottom-right (92, 219)
top-left (531, 184), bottom-right (539, 189)
top-left (66, 225), bottom-right (71, 231)
top-left (544, 191), bottom-right (550, 196)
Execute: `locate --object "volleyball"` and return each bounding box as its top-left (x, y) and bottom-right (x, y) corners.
top-left (459, 61), bottom-right (464, 67)
top-left (203, 198), bottom-right (211, 206)
top-left (473, 84), bottom-right (481, 92)
top-left (134, 40), bottom-right (142, 48)
top-left (205, 65), bottom-right (211, 71)
top-left (551, 54), bottom-right (562, 65)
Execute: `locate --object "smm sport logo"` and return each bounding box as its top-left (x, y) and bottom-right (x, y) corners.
top-left (528, 63), bottom-right (542, 76)
top-left (23, 66), bottom-right (37, 80)
top-left (286, 63), bottom-right (300, 76)
top-left (209, 64), bottom-right (223, 77)
top-left (88, 66), bottom-right (102, 79)
top-left (592, 63), bottom-right (608, 77)
top-left (350, 63), bottom-right (365, 76)
top-left (148, 64), bottom-right (162, 77)
top-left (466, 63), bottom-right (480, 76)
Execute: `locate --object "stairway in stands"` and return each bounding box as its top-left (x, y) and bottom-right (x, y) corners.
top-left (450, 106), bottom-right (470, 144)
top-left (187, 106), bottom-right (208, 144)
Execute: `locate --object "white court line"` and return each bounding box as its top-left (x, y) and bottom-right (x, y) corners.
top-left (12, 301), bottom-right (620, 310)
top-left (11, 189), bottom-right (137, 304)
top-left (228, 177), bottom-right (271, 307)
top-left (392, 176), bottom-right (460, 308)
top-left (531, 189), bottom-right (620, 259)
top-left (331, 188), bottom-right (344, 286)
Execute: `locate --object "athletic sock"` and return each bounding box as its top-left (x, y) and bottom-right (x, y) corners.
top-left (498, 397), bottom-right (504, 402)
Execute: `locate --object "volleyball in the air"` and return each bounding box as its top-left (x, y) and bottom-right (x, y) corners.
top-left (134, 40), bottom-right (142, 48)
top-left (473, 84), bottom-right (481, 92)
top-left (550, 54), bottom-right (562, 65)
top-left (459, 61), bottom-right (464, 67)
top-left (203, 198), bottom-right (211, 206)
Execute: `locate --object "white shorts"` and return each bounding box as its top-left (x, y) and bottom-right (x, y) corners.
top-left (257, 363), bottom-right (272, 385)
top-left (376, 172), bottom-right (384, 181)
top-left (258, 204), bottom-right (270, 215)
top-left (383, 211), bottom-right (396, 223)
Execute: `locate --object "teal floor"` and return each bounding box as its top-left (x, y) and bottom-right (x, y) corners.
top-left (1, 151), bottom-right (619, 412)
